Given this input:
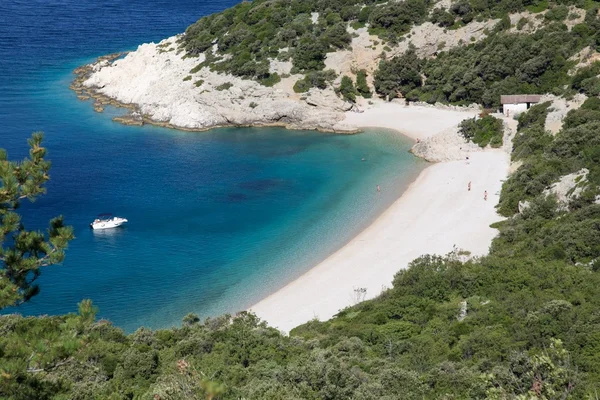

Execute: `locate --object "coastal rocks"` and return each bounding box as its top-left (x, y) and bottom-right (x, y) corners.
top-left (71, 52), bottom-right (128, 114)
top-left (324, 28), bottom-right (383, 80)
top-left (305, 89), bottom-right (353, 111)
top-left (411, 125), bottom-right (481, 162)
top-left (113, 113), bottom-right (143, 126)
top-left (269, 59), bottom-right (292, 75)
top-left (75, 36), bottom-right (352, 133)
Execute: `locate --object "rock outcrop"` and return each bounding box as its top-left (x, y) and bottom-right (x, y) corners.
top-left (411, 125), bottom-right (482, 162)
top-left (543, 168), bottom-right (589, 210)
top-left (541, 94), bottom-right (587, 134)
top-left (81, 36), bottom-right (355, 133)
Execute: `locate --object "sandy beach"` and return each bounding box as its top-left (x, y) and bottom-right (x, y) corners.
top-left (250, 102), bottom-right (510, 333)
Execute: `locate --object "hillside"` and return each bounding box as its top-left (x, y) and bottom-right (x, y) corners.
top-left (3, 0), bottom-right (600, 398)
top-left (72, 0), bottom-right (600, 133)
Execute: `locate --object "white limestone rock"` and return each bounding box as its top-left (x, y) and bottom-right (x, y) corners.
top-left (411, 124), bottom-right (482, 162)
top-left (543, 168), bottom-right (589, 210)
top-left (83, 36), bottom-right (350, 132)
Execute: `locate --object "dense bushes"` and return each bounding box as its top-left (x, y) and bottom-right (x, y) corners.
top-left (458, 114), bottom-right (504, 147)
top-left (293, 69), bottom-right (336, 92)
top-left (373, 12), bottom-right (600, 106)
top-left (355, 69), bottom-right (372, 98)
top-left (571, 61), bottom-right (600, 96)
top-left (374, 47), bottom-right (423, 100)
top-left (181, 0), bottom-right (433, 84)
top-left (498, 99), bottom-right (600, 216)
top-left (368, 0), bottom-right (430, 42)
top-left (338, 75), bottom-right (357, 102)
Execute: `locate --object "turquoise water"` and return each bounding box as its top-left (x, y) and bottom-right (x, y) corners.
top-left (1, 0), bottom-right (426, 331)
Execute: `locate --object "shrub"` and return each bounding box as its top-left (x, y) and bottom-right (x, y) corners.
top-left (259, 72), bottom-right (281, 87)
top-left (458, 115), bottom-right (504, 148)
top-left (374, 47), bottom-right (422, 100)
top-left (338, 75), bottom-right (357, 102)
top-left (292, 35), bottom-right (328, 72)
top-left (293, 70), bottom-right (337, 93)
top-left (356, 69), bottom-right (372, 98)
top-left (215, 82), bottom-right (233, 91)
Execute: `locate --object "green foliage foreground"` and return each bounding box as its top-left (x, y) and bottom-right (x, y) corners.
top-left (0, 133), bottom-right (73, 309)
top-left (3, 104), bottom-right (600, 398)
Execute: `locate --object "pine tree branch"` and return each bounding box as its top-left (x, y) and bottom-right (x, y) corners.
top-left (27, 357), bottom-right (73, 373)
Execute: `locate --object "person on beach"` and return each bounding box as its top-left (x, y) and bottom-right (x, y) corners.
top-left (468, 181), bottom-right (471, 191)
top-left (377, 185), bottom-right (381, 193)
top-left (484, 190), bottom-right (488, 201)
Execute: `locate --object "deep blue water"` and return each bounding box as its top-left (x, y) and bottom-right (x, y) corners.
top-left (0, 0), bottom-right (426, 331)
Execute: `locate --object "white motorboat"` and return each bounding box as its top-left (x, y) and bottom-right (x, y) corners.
top-left (90, 214), bottom-right (128, 230)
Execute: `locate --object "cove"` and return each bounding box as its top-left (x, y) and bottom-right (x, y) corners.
top-left (0, 0), bottom-right (426, 332)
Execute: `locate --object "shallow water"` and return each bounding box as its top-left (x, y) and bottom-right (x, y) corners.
top-left (0, 0), bottom-right (426, 331)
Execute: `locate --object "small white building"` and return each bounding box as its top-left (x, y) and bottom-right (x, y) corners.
top-left (501, 94), bottom-right (541, 117)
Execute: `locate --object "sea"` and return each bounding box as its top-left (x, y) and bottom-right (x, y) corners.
top-left (0, 0), bottom-right (426, 331)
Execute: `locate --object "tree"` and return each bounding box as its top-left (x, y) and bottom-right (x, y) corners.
top-left (374, 47), bottom-right (423, 100)
top-left (356, 69), bottom-right (372, 98)
top-left (292, 35), bottom-right (328, 72)
top-left (0, 133), bottom-right (74, 308)
top-left (338, 75), bottom-right (357, 102)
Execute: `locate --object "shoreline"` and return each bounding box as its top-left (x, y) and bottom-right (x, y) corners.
top-left (70, 55), bottom-right (361, 134)
top-left (249, 110), bottom-right (510, 333)
top-left (70, 49), bottom-right (510, 334)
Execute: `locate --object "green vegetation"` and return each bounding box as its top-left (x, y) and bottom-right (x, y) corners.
top-left (258, 72), bottom-right (281, 87)
top-left (517, 16), bottom-right (529, 30)
top-left (215, 82), bottom-right (233, 91)
top-left (459, 114), bottom-right (504, 148)
top-left (293, 69), bottom-right (336, 93)
top-left (194, 79), bottom-right (204, 87)
top-left (571, 61), bottom-right (600, 96)
top-left (373, 47), bottom-right (422, 100)
top-left (337, 75), bottom-right (357, 102)
top-left (179, 0), bottom-right (600, 101)
top-left (180, 0), bottom-right (432, 88)
top-left (183, 75), bottom-right (192, 81)
top-left (355, 69), bottom-right (372, 98)
top-left (0, 133), bottom-right (73, 309)
top-left (374, 7), bottom-right (600, 107)
top-left (498, 97), bottom-right (600, 216)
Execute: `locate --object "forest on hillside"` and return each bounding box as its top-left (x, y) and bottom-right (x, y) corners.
top-left (180, 0), bottom-right (600, 106)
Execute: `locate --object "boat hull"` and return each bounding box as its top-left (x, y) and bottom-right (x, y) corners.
top-left (90, 217), bottom-right (128, 230)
